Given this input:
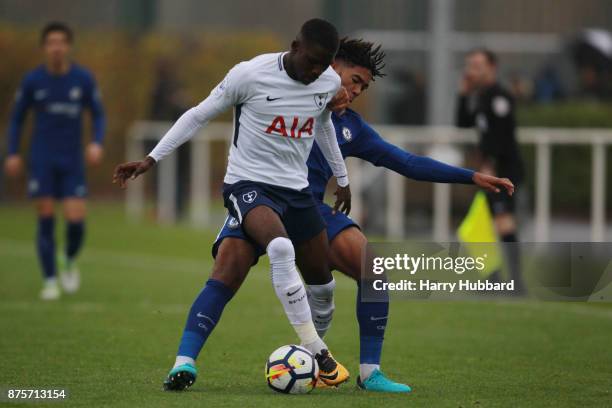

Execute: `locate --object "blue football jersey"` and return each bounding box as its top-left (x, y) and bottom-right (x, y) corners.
top-left (7, 63), bottom-right (105, 158)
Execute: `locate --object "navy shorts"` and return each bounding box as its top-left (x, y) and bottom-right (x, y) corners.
top-left (212, 201), bottom-right (359, 265)
top-left (222, 180), bottom-right (327, 246)
top-left (28, 157), bottom-right (87, 199)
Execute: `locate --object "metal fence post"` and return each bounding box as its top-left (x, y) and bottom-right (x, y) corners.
top-left (190, 135), bottom-right (210, 228)
top-left (535, 139), bottom-right (551, 241)
top-left (591, 140), bottom-right (606, 242)
top-left (157, 150), bottom-right (177, 224)
top-left (126, 126), bottom-right (145, 222)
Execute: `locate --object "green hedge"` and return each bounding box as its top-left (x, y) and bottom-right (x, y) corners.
top-left (517, 103), bottom-right (612, 215)
top-left (518, 102), bottom-right (612, 128)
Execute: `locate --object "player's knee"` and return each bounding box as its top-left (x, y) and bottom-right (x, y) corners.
top-left (38, 208), bottom-right (55, 218)
top-left (212, 240), bottom-right (253, 291)
top-left (64, 199), bottom-right (86, 222)
top-left (65, 214), bottom-right (85, 223)
top-left (36, 199), bottom-right (54, 217)
top-left (267, 237), bottom-right (295, 262)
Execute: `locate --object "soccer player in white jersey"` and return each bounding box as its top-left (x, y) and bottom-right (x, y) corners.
top-left (113, 19), bottom-right (351, 390)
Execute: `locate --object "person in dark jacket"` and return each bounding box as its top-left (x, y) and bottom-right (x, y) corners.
top-left (456, 48), bottom-right (525, 292)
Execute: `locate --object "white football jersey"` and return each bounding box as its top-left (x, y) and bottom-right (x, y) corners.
top-left (149, 52), bottom-right (346, 191)
top-left (218, 53), bottom-right (340, 189)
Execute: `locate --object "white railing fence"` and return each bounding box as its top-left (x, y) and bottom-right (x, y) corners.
top-left (125, 122), bottom-right (611, 242)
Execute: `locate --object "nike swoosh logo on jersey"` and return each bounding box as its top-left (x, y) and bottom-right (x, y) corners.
top-left (266, 96), bottom-right (282, 101)
top-left (286, 288), bottom-right (301, 296)
top-left (370, 316), bottom-right (388, 321)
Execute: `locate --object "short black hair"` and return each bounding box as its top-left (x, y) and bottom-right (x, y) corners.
top-left (41, 22), bottom-right (73, 44)
top-left (336, 37), bottom-right (386, 80)
top-left (468, 48), bottom-right (498, 66)
top-left (299, 18), bottom-right (339, 53)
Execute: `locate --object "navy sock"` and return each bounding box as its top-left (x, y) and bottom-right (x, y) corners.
top-left (177, 279), bottom-right (235, 360)
top-left (357, 283), bottom-right (389, 365)
top-left (37, 217), bottom-right (56, 279)
top-left (66, 221), bottom-right (85, 261)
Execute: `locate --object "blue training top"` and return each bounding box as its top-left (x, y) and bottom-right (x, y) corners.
top-left (7, 63), bottom-right (105, 158)
top-left (307, 108), bottom-right (475, 202)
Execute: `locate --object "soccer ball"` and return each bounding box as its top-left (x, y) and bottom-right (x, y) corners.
top-left (265, 345), bottom-right (319, 394)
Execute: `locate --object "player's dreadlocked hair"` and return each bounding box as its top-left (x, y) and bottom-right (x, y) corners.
top-left (335, 37), bottom-right (386, 80)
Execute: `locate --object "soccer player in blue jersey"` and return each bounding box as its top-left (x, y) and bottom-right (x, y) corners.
top-left (4, 22), bottom-right (106, 300)
top-left (160, 38), bottom-right (513, 392)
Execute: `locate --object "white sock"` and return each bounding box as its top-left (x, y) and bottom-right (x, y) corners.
top-left (360, 364), bottom-right (379, 380)
top-left (306, 279), bottom-right (336, 338)
top-left (174, 355), bottom-right (195, 368)
top-left (267, 237), bottom-right (327, 355)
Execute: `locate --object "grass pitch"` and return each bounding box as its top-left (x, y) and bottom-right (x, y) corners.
top-left (0, 204), bottom-right (611, 407)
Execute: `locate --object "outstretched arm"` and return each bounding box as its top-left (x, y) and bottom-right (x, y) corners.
top-left (113, 98), bottom-right (224, 187)
top-left (352, 123), bottom-right (513, 195)
top-left (147, 95), bottom-right (227, 162)
top-left (314, 110), bottom-right (351, 214)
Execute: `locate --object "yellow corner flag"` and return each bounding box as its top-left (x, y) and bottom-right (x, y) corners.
top-left (457, 192), bottom-right (503, 277)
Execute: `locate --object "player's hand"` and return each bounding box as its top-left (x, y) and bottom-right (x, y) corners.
top-left (4, 155), bottom-right (23, 178)
top-left (86, 143), bottom-right (104, 166)
top-left (473, 172), bottom-right (514, 196)
top-left (333, 184), bottom-right (351, 215)
top-left (112, 156), bottom-right (156, 188)
top-left (328, 87), bottom-right (350, 116)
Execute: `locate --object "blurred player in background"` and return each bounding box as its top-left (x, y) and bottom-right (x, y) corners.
top-left (4, 22), bottom-right (106, 300)
top-left (456, 49), bottom-right (525, 292)
top-left (113, 18), bottom-right (353, 390)
top-left (188, 38), bottom-right (514, 393)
